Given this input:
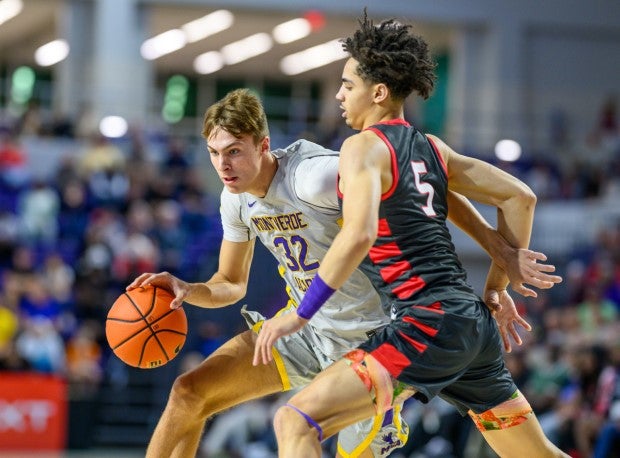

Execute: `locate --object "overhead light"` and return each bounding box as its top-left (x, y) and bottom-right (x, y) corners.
top-left (221, 33), bottom-right (273, 65)
top-left (34, 39), bottom-right (70, 67)
top-left (141, 29), bottom-right (186, 60)
top-left (494, 139), bottom-right (522, 162)
top-left (194, 51), bottom-right (224, 74)
top-left (182, 10), bottom-right (234, 43)
top-left (272, 18), bottom-right (311, 44)
top-left (100, 116), bottom-right (128, 138)
top-left (0, 0), bottom-right (22, 26)
top-left (280, 39), bottom-right (347, 75)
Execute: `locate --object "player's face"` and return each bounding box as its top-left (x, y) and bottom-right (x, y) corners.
top-left (335, 58), bottom-right (375, 130)
top-left (207, 128), bottom-right (269, 195)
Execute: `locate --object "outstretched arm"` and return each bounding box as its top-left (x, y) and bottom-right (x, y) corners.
top-left (447, 191), bottom-right (561, 296)
top-left (127, 238), bottom-right (255, 310)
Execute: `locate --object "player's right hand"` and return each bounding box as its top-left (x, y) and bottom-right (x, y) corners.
top-left (484, 288), bottom-right (532, 353)
top-left (126, 271), bottom-right (188, 309)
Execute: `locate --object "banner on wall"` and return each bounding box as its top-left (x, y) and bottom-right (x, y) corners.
top-left (0, 373), bottom-right (67, 450)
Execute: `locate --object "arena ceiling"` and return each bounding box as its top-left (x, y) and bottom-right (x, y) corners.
top-left (0, 0), bottom-right (452, 80)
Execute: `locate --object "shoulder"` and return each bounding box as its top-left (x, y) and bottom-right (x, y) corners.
top-left (220, 188), bottom-right (242, 212)
top-left (425, 133), bottom-right (452, 165)
top-left (342, 130), bottom-right (389, 155)
top-left (294, 155), bottom-right (339, 208)
top-left (277, 139), bottom-right (337, 158)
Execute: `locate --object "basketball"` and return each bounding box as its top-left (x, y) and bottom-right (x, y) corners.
top-left (105, 286), bottom-right (187, 369)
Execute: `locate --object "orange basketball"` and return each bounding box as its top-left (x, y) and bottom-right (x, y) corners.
top-left (105, 286), bottom-right (187, 369)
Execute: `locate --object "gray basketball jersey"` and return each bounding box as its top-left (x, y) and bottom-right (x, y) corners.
top-left (220, 139), bottom-right (388, 361)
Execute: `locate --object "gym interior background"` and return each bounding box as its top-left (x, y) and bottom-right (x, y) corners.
top-left (0, 1), bottom-right (619, 457)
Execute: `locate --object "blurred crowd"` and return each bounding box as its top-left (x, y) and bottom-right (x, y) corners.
top-left (0, 95), bottom-right (619, 458)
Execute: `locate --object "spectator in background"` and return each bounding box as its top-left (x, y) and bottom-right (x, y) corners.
top-left (152, 199), bottom-right (186, 276)
top-left (598, 95), bottom-right (618, 139)
top-left (78, 133), bottom-right (126, 178)
top-left (2, 245), bottom-right (37, 309)
top-left (57, 178), bottom-right (91, 262)
top-left (0, 209), bottom-right (19, 270)
top-left (162, 136), bottom-right (191, 190)
top-left (0, 297), bottom-right (19, 354)
top-left (592, 339), bottom-right (620, 458)
top-left (78, 133), bottom-right (129, 209)
top-left (18, 275), bottom-right (64, 331)
top-left (15, 316), bottom-right (66, 374)
top-left (576, 282), bottom-right (618, 338)
top-left (65, 320), bottom-right (104, 397)
top-left (112, 199), bottom-right (159, 284)
top-left (16, 178), bottom-right (60, 247)
top-left (0, 132), bottom-right (30, 191)
top-left (0, 339), bottom-right (31, 372)
top-left (41, 252), bottom-right (76, 317)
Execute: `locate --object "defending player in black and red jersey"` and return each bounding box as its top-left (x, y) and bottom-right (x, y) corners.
top-left (255, 9), bottom-right (570, 458)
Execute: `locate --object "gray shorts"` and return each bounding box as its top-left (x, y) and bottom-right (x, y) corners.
top-left (242, 304), bottom-right (408, 457)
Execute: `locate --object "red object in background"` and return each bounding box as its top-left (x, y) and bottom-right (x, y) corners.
top-left (0, 373), bottom-right (67, 450)
top-left (304, 10), bottom-right (325, 30)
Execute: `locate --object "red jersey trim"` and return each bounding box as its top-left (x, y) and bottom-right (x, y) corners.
top-left (368, 242), bottom-right (402, 264)
top-left (402, 316), bottom-right (439, 337)
top-left (377, 218), bottom-right (392, 237)
top-left (370, 343), bottom-right (410, 378)
top-left (379, 260), bottom-right (411, 283)
top-left (398, 330), bottom-right (428, 353)
top-left (426, 135), bottom-right (448, 177)
top-left (392, 276), bottom-right (426, 299)
top-left (365, 127), bottom-right (399, 200)
top-left (374, 119), bottom-right (411, 127)
top-left (412, 303), bottom-right (445, 315)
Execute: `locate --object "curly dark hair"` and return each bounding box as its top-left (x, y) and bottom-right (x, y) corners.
top-left (341, 9), bottom-right (437, 101)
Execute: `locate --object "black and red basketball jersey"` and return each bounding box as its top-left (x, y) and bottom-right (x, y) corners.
top-left (339, 119), bottom-right (479, 315)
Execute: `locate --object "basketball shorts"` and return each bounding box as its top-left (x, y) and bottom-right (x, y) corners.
top-left (242, 303), bottom-right (409, 457)
top-left (359, 298), bottom-right (518, 416)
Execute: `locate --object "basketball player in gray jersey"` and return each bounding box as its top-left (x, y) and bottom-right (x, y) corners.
top-left (128, 88), bottom-right (561, 458)
top-left (222, 140), bottom-right (388, 365)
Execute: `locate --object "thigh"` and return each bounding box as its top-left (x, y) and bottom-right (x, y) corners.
top-left (287, 359), bottom-right (379, 441)
top-left (480, 411), bottom-right (558, 458)
top-left (181, 330), bottom-right (284, 415)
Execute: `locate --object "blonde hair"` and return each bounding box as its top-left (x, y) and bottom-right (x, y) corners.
top-left (202, 89), bottom-right (269, 144)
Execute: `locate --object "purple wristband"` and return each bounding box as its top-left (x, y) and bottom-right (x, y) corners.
top-left (296, 274), bottom-right (336, 320)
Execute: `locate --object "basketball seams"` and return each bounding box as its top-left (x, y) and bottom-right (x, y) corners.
top-left (106, 286), bottom-right (187, 368)
top-left (138, 329), bottom-right (186, 366)
top-left (108, 307), bottom-right (186, 350)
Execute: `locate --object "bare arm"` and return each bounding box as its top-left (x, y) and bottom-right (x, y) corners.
top-left (447, 190), bottom-right (561, 295)
top-left (127, 238), bottom-right (255, 309)
top-left (432, 134), bottom-right (551, 351)
top-left (432, 134), bottom-right (537, 285)
top-left (314, 132), bottom-right (385, 288)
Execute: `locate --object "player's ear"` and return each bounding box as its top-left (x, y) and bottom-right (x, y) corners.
top-left (260, 136), bottom-right (270, 154)
top-left (373, 83), bottom-right (389, 103)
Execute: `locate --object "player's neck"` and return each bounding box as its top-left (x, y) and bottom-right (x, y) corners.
top-left (361, 106), bottom-right (405, 129)
top-left (250, 152), bottom-right (278, 198)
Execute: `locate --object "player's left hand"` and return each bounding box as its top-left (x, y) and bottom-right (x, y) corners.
top-left (505, 249), bottom-right (563, 297)
top-left (484, 288), bottom-right (532, 353)
top-left (253, 313), bottom-right (308, 366)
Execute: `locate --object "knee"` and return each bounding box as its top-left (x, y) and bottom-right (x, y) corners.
top-left (273, 404), bottom-right (315, 440)
top-left (168, 372), bottom-right (205, 413)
